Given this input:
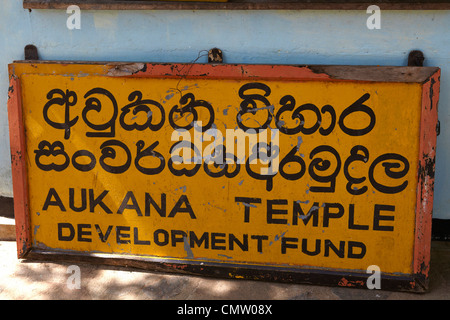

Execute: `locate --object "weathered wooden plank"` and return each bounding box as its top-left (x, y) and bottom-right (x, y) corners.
top-left (23, 0), bottom-right (450, 10)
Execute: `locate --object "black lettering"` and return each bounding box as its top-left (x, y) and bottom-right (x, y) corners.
top-left (275, 95), bottom-right (300, 135)
top-left (34, 140), bottom-right (70, 172)
top-left (319, 104), bottom-right (336, 136)
top-left (348, 241), bottom-right (366, 259)
top-left (245, 142), bottom-right (276, 191)
top-left (308, 145), bottom-right (341, 193)
top-left (236, 82), bottom-right (272, 131)
top-left (189, 231), bottom-right (209, 249)
top-left (117, 191), bottom-right (142, 216)
top-left (229, 234), bottom-right (248, 251)
top-left (344, 145), bottom-right (369, 195)
top-left (43, 89), bottom-right (78, 140)
top-left (154, 229), bottom-right (169, 246)
top-left (348, 204), bottom-right (369, 230)
top-left (43, 188), bottom-right (66, 211)
top-left (211, 233), bottom-right (226, 250)
top-left (89, 189), bottom-right (112, 213)
top-left (69, 188), bottom-right (87, 212)
top-left (235, 197), bottom-right (261, 223)
top-left (301, 238), bottom-right (321, 256)
top-left (267, 199), bottom-right (288, 224)
top-left (95, 224), bottom-right (112, 242)
top-left (373, 204), bottom-right (395, 231)
top-left (251, 235), bottom-right (269, 253)
top-left (168, 194), bottom-right (196, 219)
top-left (294, 103), bottom-right (321, 135)
top-left (134, 227), bottom-right (151, 245)
top-left (120, 91), bottom-right (165, 132)
top-left (338, 93), bottom-right (375, 136)
top-left (293, 201), bottom-right (319, 226)
top-left (116, 226), bottom-right (131, 244)
top-left (171, 230), bottom-right (188, 247)
top-left (275, 95), bottom-right (336, 136)
top-left (203, 146), bottom-right (240, 179)
top-left (279, 146), bottom-right (306, 181)
top-left (135, 140), bottom-right (165, 175)
top-left (369, 153), bottom-right (409, 194)
top-left (281, 237), bottom-right (298, 254)
top-left (145, 193), bottom-right (166, 217)
top-left (77, 224), bottom-right (92, 242)
top-left (167, 141), bottom-right (202, 177)
top-left (324, 239), bottom-right (345, 258)
top-left (323, 203), bottom-right (344, 227)
top-left (72, 150), bottom-right (96, 172)
top-left (58, 223), bottom-right (74, 241)
top-left (83, 88), bottom-right (118, 138)
top-left (169, 92), bottom-right (215, 132)
top-left (99, 140), bottom-right (132, 174)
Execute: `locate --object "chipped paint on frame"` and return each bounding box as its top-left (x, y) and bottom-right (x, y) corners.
top-left (7, 75), bottom-right (31, 258)
top-left (412, 69), bottom-right (440, 289)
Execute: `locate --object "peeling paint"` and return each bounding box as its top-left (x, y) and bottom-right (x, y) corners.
top-left (338, 277), bottom-right (365, 287)
top-left (183, 236), bottom-right (194, 259)
top-left (107, 63), bottom-right (146, 76)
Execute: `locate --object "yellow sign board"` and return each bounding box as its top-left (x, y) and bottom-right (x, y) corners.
top-left (8, 62), bottom-right (440, 291)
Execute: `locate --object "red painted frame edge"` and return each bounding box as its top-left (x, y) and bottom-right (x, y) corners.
top-left (412, 69), bottom-right (441, 291)
top-left (7, 74), bottom-right (31, 258)
top-left (121, 63), bottom-right (334, 81)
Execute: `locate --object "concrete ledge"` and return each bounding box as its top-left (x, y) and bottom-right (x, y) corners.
top-left (0, 196), bottom-right (15, 241)
top-left (1, 240), bottom-right (450, 299)
top-left (0, 217), bottom-right (15, 241)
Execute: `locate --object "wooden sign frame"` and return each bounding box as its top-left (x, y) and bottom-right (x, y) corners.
top-left (8, 60), bottom-right (440, 292)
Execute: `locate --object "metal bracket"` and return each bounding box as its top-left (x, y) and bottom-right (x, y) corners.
top-left (408, 50), bottom-right (424, 66)
top-left (208, 48), bottom-right (223, 63)
top-left (407, 50), bottom-right (440, 137)
top-left (24, 44), bottom-right (39, 60)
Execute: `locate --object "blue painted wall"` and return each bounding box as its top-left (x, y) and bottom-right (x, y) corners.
top-left (1, 1), bottom-right (449, 218)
